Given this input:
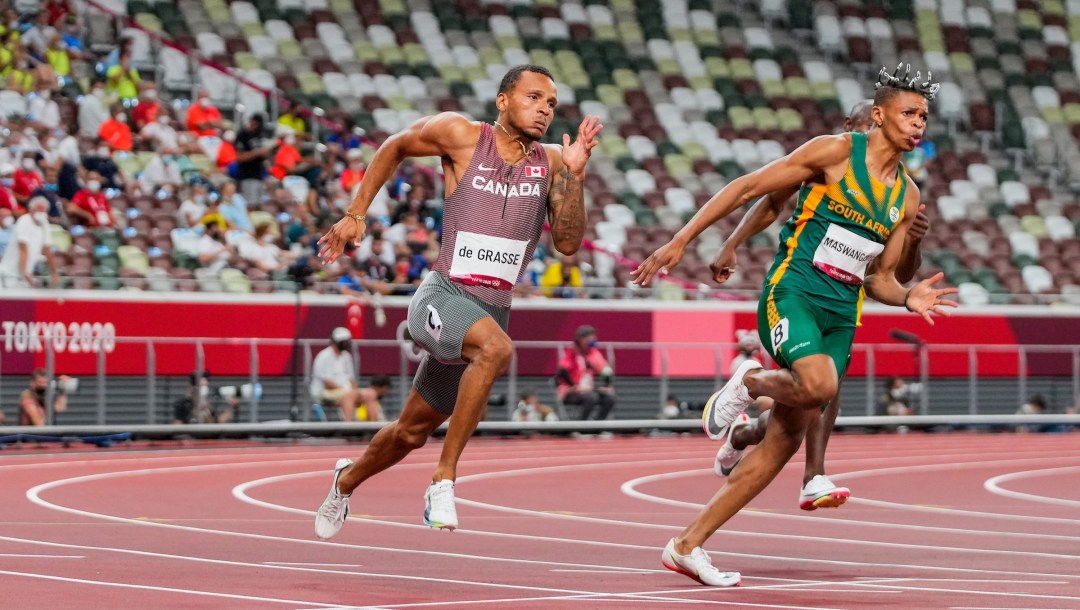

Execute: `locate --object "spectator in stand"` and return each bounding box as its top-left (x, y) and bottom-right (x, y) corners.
top-left (19, 368), bottom-right (69, 426)
top-left (67, 172), bottom-right (115, 228)
top-left (270, 128), bottom-right (302, 181)
top-left (100, 36), bottom-right (131, 76)
top-left (327, 117), bottom-right (362, 150)
top-left (217, 129), bottom-right (237, 169)
top-left (13, 151), bottom-right (43, 206)
top-left (33, 165), bottom-right (66, 220)
top-left (197, 220), bottom-right (232, 273)
top-left (140, 109), bottom-right (179, 150)
top-left (55, 124), bottom-right (80, 167)
top-left (1017, 395), bottom-right (1050, 433)
top-left (177, 182), bottom-right (208, 228)
top-left (511, 388), bottom-right (558, 422)
top-left (59, 15), bottom-right (84, 54)
top-left (277, 100), bottom-right (307, 136)
top-left (310, 327), bottom-right (361, 421)
top-left (283, 199), bottom-right (315, 248)
top-left (0, 207), bottom-right (15, 257)
top-left (0, 196), bottom-right (58, 288)
top-left (339, 148), bottom-right (365, 194)
top-left (140, 148), bottom-right (183, 189)
top-left (98, 103), bottom-right (133, 152)
top-left (78, 80), bottom-right (109, 139)
top-left (21, 10), bottom-right (56, 57)
top-left (232, 114), bottom-right (271, 204)
top-left (0, 163), bottom-right (20, 215)
top-left (172, 371), bottom-right (239, 425)
top-left (82, 143), bottom-right (123, 190)
top-left (218, 180), bottom-right (253, 233)
top-left (879, 376), bottom-right (918, 416)
top-left (6, 45), bottom-right (35, 93)
top-left (243, 223), bottom-right (294, 272)
top-left (556, 325), bottom-right (617, 421)
top-left (186, 90), bottom-right (223, 136)
top-left (539, 254), bottom-right (585, 298)
top-left (45, 1), bottom-right (77, 27)
top-left (730, 330), bottom-right (764, 376)
top-left (27, 81), bottom-right (60, 130)
top-left (44, 33), bottom-right (73, 86)
top-left (105, 48), bottom-right (139, 101)
top-left (337, 257), bottom-right (373, 298)
top-left (131, 84), bottom-right (161, 130)
top-left (391, 182), bottom-right (436, 226)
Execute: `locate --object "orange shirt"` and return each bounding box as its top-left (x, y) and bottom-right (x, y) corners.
top-left (271, 143), bottom-right (301, 180)
top-left (98, 118), bottom-right (133, 151)
top-left (186, 104), bottom-right (222, 136)
top-left (340, 167), bottom-right (365, 193)
top-left (217, 140), bottom-right (236, 168)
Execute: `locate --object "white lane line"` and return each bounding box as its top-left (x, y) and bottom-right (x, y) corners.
top-left (0, 553), bottom-right (83, 558)
top-left (264, 562), bottom-right (364, 567)
top-left (984, 466), bottom-right (1080, 508)
top-left (0, 568), bottom-right (357, 608)
top-left (846, 580), bottom-right (1080, 603)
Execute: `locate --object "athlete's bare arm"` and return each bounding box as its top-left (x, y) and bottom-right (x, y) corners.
top-left (318, 112), bottom-right (477, 262)
top-left (632, 134), bottom-right (851, 286)
top-left (544, 116), bottom-right (603, 255)
top-left (864, 178), bottom-right (957, 324)
top-left (895, 204), bottom-right (929, 283)
top-left (709, 186), bottom-right (798, 284)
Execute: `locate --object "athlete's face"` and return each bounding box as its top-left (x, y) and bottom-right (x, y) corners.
top-left (497, 71), bottom-right (557, 142)
top-left (873, 91), bottom-right (928, 152)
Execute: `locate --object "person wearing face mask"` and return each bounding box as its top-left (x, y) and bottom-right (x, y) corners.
top-left (310, 328), bottom-right (362, 422)
top-left (98, 103), bottom-right (133, 151)
top-left (140, 109), bottom-right (179, 150)
top-left (196, 219), bottom-right (233, 273)
top-left (19, 368), bottom-right (69, 426)
top-left (186, 90), bottom-right (223, 136)
top-left (105, 48), bottom-right (139, 101)
top-left (276, 100), bottom-right (308, 135)
top-left (218, 180), bottom-right (252, 232)
top-left (68, 172), bottom-right (114, 228)
top-left (216, 129), bottom-right (237, 169)
top-left (12, 153), bottom-right (43, 206)
top-left (556, 325), bottom-right (617, 421)
top-left (140, 147), bottom-right (183, 189)
top-left (28, 81), bottom-right (61, 129)
top-left (340, 148), bottom-right (366, 194)
top-left (0, 163), bottom-right (19, 216)
top-left (78, 80), bottom-right (110, 138)
top-left (172, 371), bottom-right (239, 425)
top-left (270, 127), bottom-right (302, 181)
top-left (131, 84), bottom-right (160, 129)
top-left (0, 196), bottom-right (58, 288)
top-left (0, 207), bottom-right (15, 257)
top-left (45, 33), bottom-right (71, 85)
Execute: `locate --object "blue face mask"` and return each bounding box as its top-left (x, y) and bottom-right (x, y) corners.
top-left (587, 339), bottom-right (598, 349)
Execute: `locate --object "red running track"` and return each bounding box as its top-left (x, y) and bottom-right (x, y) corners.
top-left (2, 432), bottom-right (1079, 609)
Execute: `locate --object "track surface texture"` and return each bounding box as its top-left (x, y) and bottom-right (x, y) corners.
top-left (2, 432), bottom-right (1078, 609)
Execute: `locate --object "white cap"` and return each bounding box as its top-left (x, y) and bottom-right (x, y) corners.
top-left (331, 327), bottom-right (352, 343)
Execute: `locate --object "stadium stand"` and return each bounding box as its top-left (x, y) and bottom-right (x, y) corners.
top-left (0, 0), bottom-right (1078, 306)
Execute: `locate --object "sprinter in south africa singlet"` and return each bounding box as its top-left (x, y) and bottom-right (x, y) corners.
top-left (758, 132), bottom-right (908, 375)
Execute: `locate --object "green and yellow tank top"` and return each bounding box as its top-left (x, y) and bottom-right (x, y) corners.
top-left (764, 132), bottom-right (908, 318)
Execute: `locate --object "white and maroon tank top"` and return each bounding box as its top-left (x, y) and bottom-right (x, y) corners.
top-left (434, 122), bottom-right (549, 308)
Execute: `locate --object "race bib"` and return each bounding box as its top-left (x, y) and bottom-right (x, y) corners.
top-left (812, 224), bottom-right (884, 285)
top-left (448, 231), bottom-right (528, 290)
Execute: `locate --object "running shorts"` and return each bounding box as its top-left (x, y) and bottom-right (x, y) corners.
top-left (757, 284), bottom-right (856, 381)
top-left (407, 271), bottom-right (510, 415)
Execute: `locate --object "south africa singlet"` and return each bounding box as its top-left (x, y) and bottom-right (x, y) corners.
top-left (763, 132), bottom-right (908, 319)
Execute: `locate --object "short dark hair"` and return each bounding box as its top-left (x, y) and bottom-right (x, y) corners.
top-left (32, 367), bottom-right (48, 379)
top-left (498, 64), bottom-right (554, 95)
top-left (370, 375), bottom-right (391, 388)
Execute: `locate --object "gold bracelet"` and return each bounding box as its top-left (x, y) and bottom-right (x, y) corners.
top-left (345, 213), bottom-right (366, 223)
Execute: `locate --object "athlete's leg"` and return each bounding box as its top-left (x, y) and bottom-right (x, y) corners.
top-left (803, 393), bottom-right (840, 484)
top-left (675, 402), bottom-right (817, 553)
top-left (431, 317), bottom-right (512, 483)
top-left (744, 354), bottom-right (839, 410)
top-left (336, 389), bottom-right (449, 494)
top-left (729, 398), bottom-right (773, 449)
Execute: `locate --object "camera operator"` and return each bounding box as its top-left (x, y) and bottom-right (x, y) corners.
top-left (879, 376), bottom-right (920, 416)
top-left (19, 368), bottom-right (71, 426)
top-left (172, 371), bottom-right (239, 424)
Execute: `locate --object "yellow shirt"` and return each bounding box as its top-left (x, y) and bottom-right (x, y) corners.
top-left (106, 64), bottom-right (140, 100)
top-left (47, 47), bottom-right (70, 77)
top-left (538, 262), bottom-right (583, 296)
top-left (277, 114), bottom-right (306, 134)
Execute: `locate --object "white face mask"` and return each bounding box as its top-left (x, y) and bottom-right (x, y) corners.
top-left (115, 113), bottom-right (127, 123)
top-left (1, 215), bottom-right (12, 228)
top-left (199, 98), bottom-right (211, 108)
top-left (40, 90), bottom-right (50, 100)
top-left (145, 89), bottom-right (157, 100)
top-left (158, 115), bottom-right (170, 125)
top-left (284, 135), bottom-right (295, 146)
top-left (87, 180), bottom-right (101, 192)
top-left (92, 88), bottom-right (105, 99)
top-left (32, 212), bottom-right (47, 224)
top-left (22, 159), bottom-right (35, 171)
top-left (45, 137), bottom-right (57, 149)
top-left (97, 147), bottom-right (110, 157)
top-left (198, 385), bottom-right (210, 399)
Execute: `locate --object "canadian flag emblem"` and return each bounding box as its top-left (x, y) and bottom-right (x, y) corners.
top-left (525, 165), bottom-right (547, 178)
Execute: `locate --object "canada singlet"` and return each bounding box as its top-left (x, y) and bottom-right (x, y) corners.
top-left (433, 122), bottom-right (550, 308)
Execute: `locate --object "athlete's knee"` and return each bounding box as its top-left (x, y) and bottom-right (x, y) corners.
top-left (801, 376), bottom-right (837, 409)
top-left (394, 422), bottom-right (430, 451)
top-left (473, 333), bottom-right (513, 374)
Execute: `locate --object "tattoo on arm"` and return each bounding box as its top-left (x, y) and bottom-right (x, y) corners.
top-left (549, 166), bottom-right (585, 252)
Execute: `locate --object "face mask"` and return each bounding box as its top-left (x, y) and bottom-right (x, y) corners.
top-left (32, 211), bottom-right (47, 223)
top-left (1, 178), bottom-right (13, 186)
top-left (587, 339), bottom-right (598, 349)
top-left (158, 115), bottom-right (170, 125)
top-left (97, 147), bottom-right (110, 157)
top-left (198, 385), bottom-right (210, 399)
top-left (199, 98), bottom-right (211, 108)
top-left (223, 130), bottom-right (235, 142)
top-left (145, 90), bottom-right (157, 100)
top-left (92, 88), bottom-right (105, 99)
top-left (40, 90), bottom-right (50, 100)
top-left (335, 341), bottom-right (350, 352)
top-left (34, 387), bottom-right (46, 398)
top-left (162, 154), bottom-right (173, 163)
top-left (1, 215), bottom-right (12, 228)
top-left (284, 135), bottom-right (295, 146)
top-left (22, 159), bottom-right (35, 171)
top-left (45, 137), bottom-right (56, 148)
top-left (87, 180), bottom-right (101, 192)
top-left (195, 194), bottom-right (205, 204)
top-left (115, 113), bottom-right (127, 122)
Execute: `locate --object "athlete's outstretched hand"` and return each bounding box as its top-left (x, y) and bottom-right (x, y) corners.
top-left (561, 115), bottom-right (603, 175)
top-left (908, 204), bottom-right (930, 241)
top-left (318, 216), bottom-right (367, 264)
top-left (709, 246), bottom-right (737, 284)
top-left (904, 271), bottom-right (958, 325)
top-left (631, 240), bottom-right (685, 287)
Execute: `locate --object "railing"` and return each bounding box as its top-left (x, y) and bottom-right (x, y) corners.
top-left (3, 335), bottom-right (1078, 425)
